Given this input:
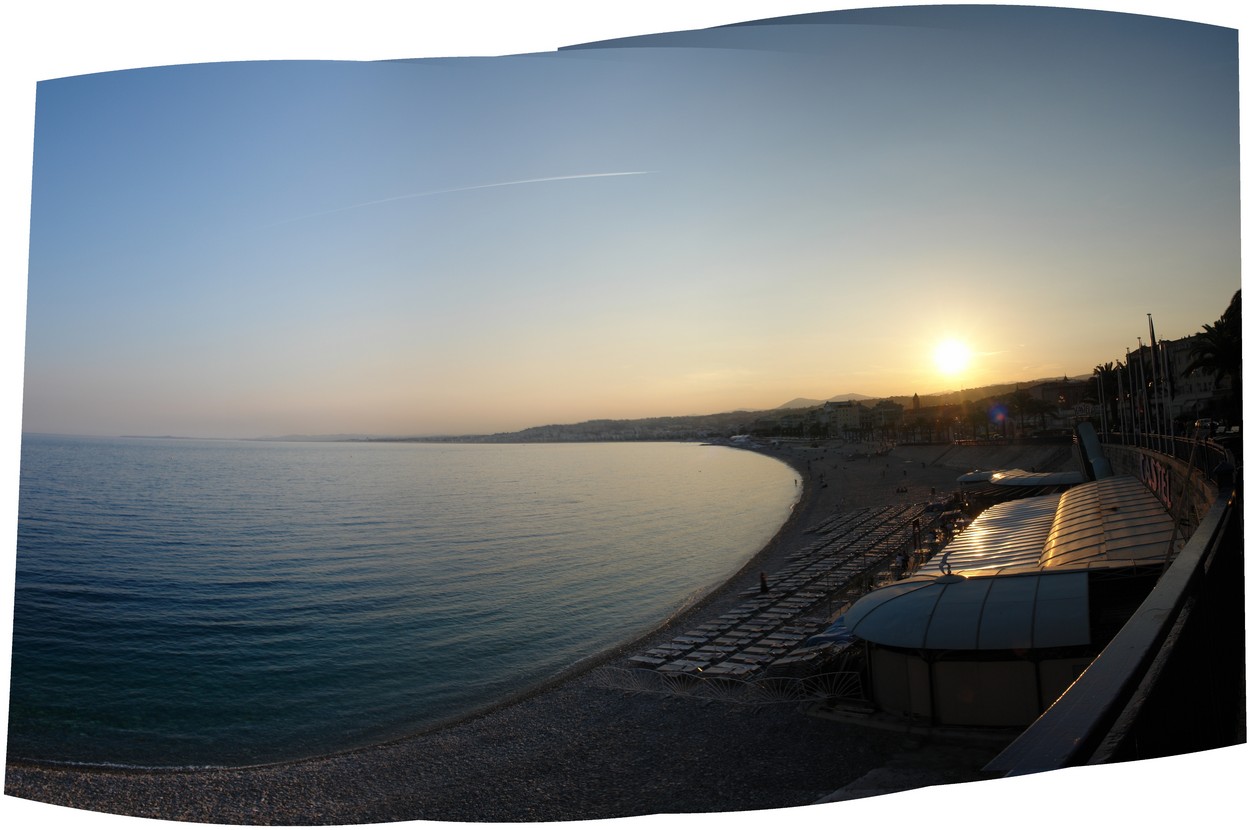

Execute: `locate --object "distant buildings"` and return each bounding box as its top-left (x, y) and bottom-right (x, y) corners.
top-left (465, 321), bottom-right (1234, 444)
top-left (1088, 332), bottom-right (1237, 436)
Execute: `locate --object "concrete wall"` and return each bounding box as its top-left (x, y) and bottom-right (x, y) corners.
top-left (1102, 443), bottom-right (1219, 527)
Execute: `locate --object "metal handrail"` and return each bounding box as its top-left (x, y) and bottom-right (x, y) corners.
top-left (983, 481), bottom-right (1239, 775)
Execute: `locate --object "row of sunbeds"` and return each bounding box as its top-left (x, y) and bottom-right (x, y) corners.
top-left (625, 502), bottom-right (943, 677)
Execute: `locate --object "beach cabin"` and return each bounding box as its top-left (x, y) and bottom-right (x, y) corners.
top-left (841, 475), bottom-right (1177, 727)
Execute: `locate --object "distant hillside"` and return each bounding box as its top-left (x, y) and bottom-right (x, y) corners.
top-left (273, 376), bottom-right (1088, 444)
top-left (255, 433), bottom-right (381, 442)
top-left (776, 392), bottom-right (872, 409)
top-left (461, 376), bottom-right (1087, 442)
top-left (899, 377), bottom-right (1080, 409)
top-left (776, 398), bottom-right (824, 410)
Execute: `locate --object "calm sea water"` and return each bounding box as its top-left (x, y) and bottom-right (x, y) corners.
top-left (9, 435), bottom-right (798, 768)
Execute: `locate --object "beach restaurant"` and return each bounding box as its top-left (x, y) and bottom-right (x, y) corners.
top-left (840, 473), bottom-right (1178, 727)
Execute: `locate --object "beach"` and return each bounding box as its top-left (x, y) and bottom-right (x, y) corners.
top-left (4, 442), bottom-right (1058, 824)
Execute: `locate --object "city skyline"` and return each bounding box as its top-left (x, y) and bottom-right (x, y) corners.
top-left (11, 4), bottom-right (1242, 440)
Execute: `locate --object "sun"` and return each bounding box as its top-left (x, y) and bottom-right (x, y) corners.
top-left (933, 339), bottom-right (972, 376)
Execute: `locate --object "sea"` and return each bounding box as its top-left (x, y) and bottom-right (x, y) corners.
top-left (8, 434), bottom-right (799, 768)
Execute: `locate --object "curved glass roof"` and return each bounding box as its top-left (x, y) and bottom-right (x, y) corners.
top-left (918, 494), bottom-right (1060, 577)
top-left (1040, 475), bottom-right (1177, 569)
top-left (844, 475), bottom-right (1174, 651)
top-left (842, 571), bottom-right (1089, 650)
top-left (988, 469), bottom-right (1087, 487)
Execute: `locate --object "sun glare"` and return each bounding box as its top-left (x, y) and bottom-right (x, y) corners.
top-left (933, 339), bottom-right (972, 376)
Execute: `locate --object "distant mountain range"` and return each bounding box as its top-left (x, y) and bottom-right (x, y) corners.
top-left (775, 393), bottom-right (873, 409)
top-left (775, 377), bottom-right (1084, 412)
top-left (252, 376), bottom-right (1088, 443)
top-left (253, 433), bottom-right (382, 442)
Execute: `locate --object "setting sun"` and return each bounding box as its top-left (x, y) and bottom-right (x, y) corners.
top-left (933, 339), bottom-right (972, 375)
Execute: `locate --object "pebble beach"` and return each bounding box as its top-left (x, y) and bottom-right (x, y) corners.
top-left (4, 441), bottom-right (1054, 825)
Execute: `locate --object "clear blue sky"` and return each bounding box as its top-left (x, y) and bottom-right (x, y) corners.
top-left (9, 2), bottom-right (1244, 440)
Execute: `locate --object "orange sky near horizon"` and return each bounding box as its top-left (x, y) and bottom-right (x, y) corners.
top-left (7, 1), bottom-right (1243, 440)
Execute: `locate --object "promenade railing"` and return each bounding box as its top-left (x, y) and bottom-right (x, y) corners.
top-left (984, 450), bottom-right (1243, 774)
top-left (1102, 429), bottom-right (1240, 477)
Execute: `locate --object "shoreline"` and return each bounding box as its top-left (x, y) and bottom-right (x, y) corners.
top-left (4, 441), bottom-right (989, 823)
top-left (6, 440), bottom-right (815, 775)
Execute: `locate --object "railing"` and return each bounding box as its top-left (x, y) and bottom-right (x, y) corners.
top-left (984, 474), bottom-right (1242, 774)
top-left (1103, 430), bottom-right (1240, 479)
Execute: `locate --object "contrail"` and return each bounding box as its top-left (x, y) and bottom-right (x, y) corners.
top-left (267, 171), bottom-right (650, 227)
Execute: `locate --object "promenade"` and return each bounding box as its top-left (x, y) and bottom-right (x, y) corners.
top-left (5, 441), bottom-right (1053, 824)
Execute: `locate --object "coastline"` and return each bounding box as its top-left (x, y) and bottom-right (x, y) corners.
top-left (4, 441), bottom-right (991, 824)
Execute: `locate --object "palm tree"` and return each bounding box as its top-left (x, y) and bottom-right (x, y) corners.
top-left (1027, 397), bottom-right (1058, 431)
top-left (1091, 362), bottom-right (1116, 432)
top-left (1008, 387), bottom-right (1034, 432)
top-left (1184, 290), bottom-right (1241, 386)
top-left (966, 403), bottom-right (991, 440)
top-left (1183, 290), bottom-right (1241, 421)
top-left (911, 415), bottom-right (931, 443)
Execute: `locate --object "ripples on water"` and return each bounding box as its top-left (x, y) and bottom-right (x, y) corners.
top-left (10, 435), bottom-right (798, 767)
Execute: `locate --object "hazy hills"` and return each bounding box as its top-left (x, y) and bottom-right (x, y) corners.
top-left (774, 377), bottom-right (1079, 412)
top-left (256, 376), bottom-right (1085, 443)
top-left (775, 393), bottom-right (872, 409)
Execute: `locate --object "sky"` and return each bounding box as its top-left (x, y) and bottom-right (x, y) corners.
top-left (0, 3), bottom-right (1246, 829)
top-left (8, 2), bottom-right (1243, 440)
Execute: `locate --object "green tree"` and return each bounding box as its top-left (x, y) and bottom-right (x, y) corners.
top-left (1008, 388), bottom-right (1034, 431)
top-left (1026, 397), bottom-right (1058, 431)
top-left (1183, 290), bottom-right (1241, 387)
top-left (911, 415), bottom-right (932, 442)
top-left (1183, 290), bottom-right (1241, 421)
top-left (1091, 362), bottom-right (1116, 430)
